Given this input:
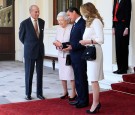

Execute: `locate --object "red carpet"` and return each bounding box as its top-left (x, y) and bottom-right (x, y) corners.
top-left (0, 90), bottom-right (135, 115)
top-left (111, 73), bottom-right (135, 94)
top-left (111, 82), bottom-right (135, 94)
top-left (123, 74), bottom-right (135, 83)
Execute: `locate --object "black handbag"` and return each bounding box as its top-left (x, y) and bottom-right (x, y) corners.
top-left (62, 42), bottom-right (70, 49)
top-left (81, 45), bottom-right (96, 61)
top-left (65, 54), bottom-right (72, 65)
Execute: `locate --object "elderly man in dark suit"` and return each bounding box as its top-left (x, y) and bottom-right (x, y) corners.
top-left (112, 0), bottom-right (132, 74)
top-left (19, 5), bottom-right (45, 100)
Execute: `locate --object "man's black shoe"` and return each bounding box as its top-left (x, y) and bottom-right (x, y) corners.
top-left (113, 70), bottom-right (119, 74)
top-left (117, 70), bottom-right (127, 74)
top-left (37, 95), bottom-right (45, 100)
top-left (69, 101), bottom-right (78, 105)
top-left (75, 103), bottom-right (89, 108)
top-left (25, 95), bottom-right (32, 100)
top-left (113, 70), bottom-right (127, 74)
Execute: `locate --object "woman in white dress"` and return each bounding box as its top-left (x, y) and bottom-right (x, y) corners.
top-left (80, 2), bottom-right (104, 114)
top-left (53, 12), bottom-right (76, 100)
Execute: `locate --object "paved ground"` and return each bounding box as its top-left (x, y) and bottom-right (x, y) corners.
top-left (0, 61), bottom-right (104, 104)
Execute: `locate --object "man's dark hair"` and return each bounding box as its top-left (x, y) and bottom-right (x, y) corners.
top-left (66, 7), bottom-right (81, 16)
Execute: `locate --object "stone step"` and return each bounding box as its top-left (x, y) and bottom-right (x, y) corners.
top-left (111, 82), bottom-right (135, 95)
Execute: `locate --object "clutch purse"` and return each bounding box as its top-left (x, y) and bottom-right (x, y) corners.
top-left (62, 42), bottom-right (70, 49)
top-left (81, 45), bottom-right (96, 61)
top-left (65, 54), bottom-right (71, 65)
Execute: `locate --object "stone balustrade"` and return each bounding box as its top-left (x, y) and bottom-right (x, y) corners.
top-left (0, 5), bottom-right (13, 27)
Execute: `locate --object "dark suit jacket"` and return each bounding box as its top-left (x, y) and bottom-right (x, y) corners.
top-left (112, 0), bottom-right (131, 28)
top-left (70, 17), bottom-right (86, 63)
top-left (19, 18), bottom-right (45, 59)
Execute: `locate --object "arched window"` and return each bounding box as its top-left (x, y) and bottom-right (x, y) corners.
top-left (53, 0), bottom-right (82, 25)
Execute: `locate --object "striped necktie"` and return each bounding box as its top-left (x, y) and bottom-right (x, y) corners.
top-left (34, 20), bottom-right (39, 38)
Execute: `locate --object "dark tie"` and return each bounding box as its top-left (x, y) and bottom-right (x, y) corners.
top-left (71, 22), bottom-right (76, 33)
top-left (34, 20), bottom-right (39, 38)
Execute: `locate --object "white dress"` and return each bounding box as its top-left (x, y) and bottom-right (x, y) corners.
top-left (55, 24), bottom-right (74, 80)
top-left (83, 18), bottom-right (104, 82)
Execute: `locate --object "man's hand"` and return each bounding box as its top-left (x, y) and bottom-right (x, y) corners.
top-left (123, 28), bottom-right (128, 36)
top-left (62, 45), bottom-right (72, 52)
top-left (112, 28), bottom-right (115, 35)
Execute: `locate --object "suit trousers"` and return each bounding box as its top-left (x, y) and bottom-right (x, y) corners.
top-left (25, 56), bottom-right (43, 96)
top-left (115, 22), bottom-right (129, 71)
top-left (71, 59), bottom-right (89, 105)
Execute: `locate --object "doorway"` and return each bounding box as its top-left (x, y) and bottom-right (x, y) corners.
top-left (0, 0), bottom-right (15, 60)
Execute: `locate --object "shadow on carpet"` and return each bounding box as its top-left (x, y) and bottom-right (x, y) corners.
top-left (0, 90), bottom-right (135, 115)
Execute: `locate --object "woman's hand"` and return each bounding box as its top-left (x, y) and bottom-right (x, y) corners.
top-left (53, 40), bottom-right (62, 47)
top-left (79, 40), bottom-right (91, 46)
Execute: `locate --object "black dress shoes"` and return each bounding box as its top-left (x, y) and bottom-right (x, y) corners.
top-left (75, 103), bottom-right (89, 108)
top-left (113, 70), bottom-right (127, 74)
top-left (117, 70), bottom-right (127, 74)
top-left (113, 70), bottom-right (119, 74)
top-left (37, 95), bottom-right (45, 100)
top-left (69, 100), bottom-right (78, 105)
top-left (25, 95), bottom-right (32, 100)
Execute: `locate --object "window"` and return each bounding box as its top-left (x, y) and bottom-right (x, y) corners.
top-left (0, 0), bottom-right (14, 27)
top-left (53, 0), bottom-right (82, 25)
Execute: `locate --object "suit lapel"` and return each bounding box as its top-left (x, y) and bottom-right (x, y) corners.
top-left (118, 0), bottom-right (124, 10)
top-left (28, 18), bottom-right (36, 35)
top-left (70, 18), bottom-right (82, 37)
top-left (70, 22), bottom-right (77, 37)
top-left (28, 18), bottom-right (39, 39)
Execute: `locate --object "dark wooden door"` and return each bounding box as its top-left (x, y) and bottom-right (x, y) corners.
top-left (0, 0), bottom-right (15, 60)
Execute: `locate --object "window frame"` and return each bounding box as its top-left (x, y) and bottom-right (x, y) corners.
top-left (53, 0), bottom-right (82, 25)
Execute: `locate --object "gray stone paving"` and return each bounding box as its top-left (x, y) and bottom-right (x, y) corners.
top-left (0, 61), bottom-right (104, 104)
